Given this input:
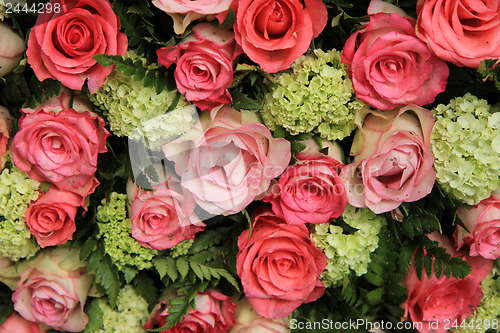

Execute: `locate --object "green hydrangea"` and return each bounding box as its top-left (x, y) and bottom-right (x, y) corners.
top-left (260, 48), bottom-right (364, 140)
top-left (431, 93), bottom-right (500, 205)
top-left (311, 205), bottom-right (385, 287)
top-left (0, 166), bottom-right (40, 260)
top-left (96, 192), bottom-right (157, 270)
top-left (453, 267), bottom-right (500, 333)
top-left (85, 285), bottom-right (149, 333)
top-left (170, 239), bottom-right (193, 258)
top-left (89, 51), bottom-right (189, 145)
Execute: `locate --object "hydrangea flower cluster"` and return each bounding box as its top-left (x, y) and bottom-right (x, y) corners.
top-left (0, 165), bottom-right (40, 260)
top-left (260, 48), bottom-right (364, 140)
top-left (170, 239), bottom-right (193, 258)
top-left (310, 205), bottom-right (385, 287)
top-left (90, 51), bottom-right (189, 142)
top-left (453, 267), bottom-right (500, 333)
top-left (85, 285), bottom-right (149, 333)
top-left (96, 192), bottom-right (157, 270)
top-left (431, 93), bottom-right (500, 205)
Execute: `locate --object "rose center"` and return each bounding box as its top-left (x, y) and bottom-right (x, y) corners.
top-left (255, 1), bottom-right (293, 37)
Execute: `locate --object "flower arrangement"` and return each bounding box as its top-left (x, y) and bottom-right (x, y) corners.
top-left (0, 0), bottom-right (499, 333)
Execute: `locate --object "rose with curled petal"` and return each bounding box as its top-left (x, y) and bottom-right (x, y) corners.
top-left (455, 192), bottom-right (500, 260)
top-left (129, 179), bottom-right (205, 250)
top-left (340, 105), bottom-right (436, 214)
top-left (341, 12), bottom-right (449, 110)
top-left (12, 247), bottom-right (94, 333)
top-left (157, 23), bottom-right (240, 111)
top-left (0, 313), bottom-right (47, 333)
top-left (163, 105), bottom-right (290, 216)
top-left (26, 0), bottom-right (128, 93)
top-left (11, 92), bottom-right (109, 191)
top-left (144, 290), bottom-right (236, 332)
top-left (236, 208), bottom-right (327, 319)
top-left (416, 0), bottom-right (500, 68)
top-left (402, 233), bottom-right (493, 333)
top-left (233, 0), bottom-right (328, 73)
top-left (0, 22), bottom-right (26, 77)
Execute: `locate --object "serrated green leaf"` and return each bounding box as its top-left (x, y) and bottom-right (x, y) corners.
top-left (272, 127), bottom-right (287, 139)
top-left (364, 272), bottom-right (384, 287)
top-left (123, 266), bottom-right (138, 284)
top-left (165, 257), bottom-right (178, 281)
top-left (153, 258), bottom-right (169, 279)
top-left (87, 244), bottom-right (104, 273)
top-left (290, 141), bottom-right (307, 153)
top-left (231, 91), bottom-right (261, 110)
top-left (84, 299), bottom-right (104, 331)
top-left (399, 245), bottom-right (413, 275)
top-left (100, 256), bottom-right (120, 307)
top-left (200, 265), bottom-right (214, 280)
top-left (434, 258), bottom-right (443, 279)
top-left (365, 288), bottom-right (383, 305)
top-left (190, 262), bottom-right (204, 281)
top-left (218, 269), bottom-right (240, 292)
top-left (93, 54), bottom-right (113, 67)
top-left (80, 238), bottom-right (97, 261)
top-left (424, 254), bottom-right (434, 279)
top-left (144, 70), bottom-right (156, 87)
top-left (176, 258), bottom-right (189, 279)
top-left (414, 247), bottom-right (424, 280)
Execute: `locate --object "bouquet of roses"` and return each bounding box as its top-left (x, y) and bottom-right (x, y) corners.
top-left (0, 0), bottom-right (499, 332)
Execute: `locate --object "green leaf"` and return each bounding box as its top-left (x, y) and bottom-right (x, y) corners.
top-left (123, 266), bottom-right (139, 284)
top-left (220, 7), bottom-right (235, 29)
top-left (154, 258), bottom-right (169, 279)
top-left (414, 247), bottom-right (424, 281)
top-left (84, 299), bottom-right (104, 331)
top-left (99, 256), bottom-right (120, 307)
top-left (290, 141), bottom-right (307, 153)
top-left (93, 54), bottom-right (113, 67)
top-left (399, 245), bottom-right (414, 275)
top-left (176, 258), bottom-right (189, 279)
top-left (165, 257), bottom-right (178, 282)
top-left (364, 272), bottom-right (384, 287)
top-left (365, 288), bottom-right (383, 305)
top-left (231, 91), bottom-right (262, 110)
top-left (424, 253), bottom-right (434, 279)
top-left (133, 272), bottom-right (159, 311)
top-left (87, 243), bottom-right (105, 273)
top-left (190, 262), bottom-right (204, 281)
top-left (272, 127), bottom-right (287, 139)
top-left (80, 238), bottom-right (97, 262)
top-left (218, 269), bottom-right (240, 292)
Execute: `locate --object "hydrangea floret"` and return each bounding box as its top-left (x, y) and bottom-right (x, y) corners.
top-left (311, 204), bottom-right (385, 287)
top-left (453, 266), bottom-right (500, 333)
top-left (0, 163), bottom-right (40, 260)
top-left (430, 93), bottom-right (500, 205)
top-left (89, 51), bottom-right (189, 143)
top-left (85, 285), bottom-right (149, 333)
top-left (260, 48), bottom-right (365, 140)
top-left (95, 192), bottom-right (157, 270)
top-left (169, 239), bottom-right (193, 258)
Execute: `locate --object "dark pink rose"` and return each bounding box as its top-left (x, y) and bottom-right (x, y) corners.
top-left (341, 12), bottom-right (449, 110)
top-left (0, 314), bottom-right (47, 333)
top-left (402, 233), bottom-right (493, 333)
top-left (144, 290), bottom-right (236, 332)
top-left (129, 179), bottom-right (205, 250)
top-left (340, 105), bottom-right (436, 214)
top-left (416, 0), bottom-right (500, 68)
top-left (236, 208), bottom-right (327, 319)
top-left (12, 247), bottom-right (94, 332)
top-left (11, 92), bottom-right (109, 191)
top-left (264, 152), bottom-right (347, 225)
top-left (26, 0), bottom-right (128, 93)
top-left (233, 0), bottom-right (328, 73)
top-left (163, 106), bottom-right (290, 216)
top-left (157, 23), bottom-right (239, 111)
top-left (455, 192), bottom-right (500, 260)
top-left (25, 187), bottom-right (82, 248)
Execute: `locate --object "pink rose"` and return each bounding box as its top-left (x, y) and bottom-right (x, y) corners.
top-left (340, 105), bottom-right (436, 214)
top-left (129, 179), bottom-right (205, 250)
top-left (144, 290), bottom-right (236, 332)
top-left (402, 233), bottom-right (493, 333)
top-left (25, 187), bottom-right (82, 248)
top-left (163, 106), bottom-right (290, 216)
top-left (11, 92), bottom-right (109, 191)
top-left (26, 0), bottom-right (128, 93)
top-left (152, 0), bottom-right (232, 34)
top-left (0, 22), bottom-right (26, 77)
top-left (0, 106), bottom-right (13, 169)
top-left (236, 209), bottom-right (327, 319)
top-left (233, 0), bottom-right (328, 73)
top-left (264, 152), bottom-right (347, 225)
top-left (416, 0), bottom-right (500, 68)
top-left (157, 23), bottom-right (239, 111)
top-left (0, 314), bottom-right (47, 333)
top-left (341, 13), bottom-right (449, 110)
top-left (455, 193), bottom-right (500, 260)
top-left (229, 296), bottom-right (290, 333)
top-left (12, 247), bottom-right (94, 332)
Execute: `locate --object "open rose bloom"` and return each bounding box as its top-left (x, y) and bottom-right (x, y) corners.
top-left (340, 105), bottom-right (436, 214)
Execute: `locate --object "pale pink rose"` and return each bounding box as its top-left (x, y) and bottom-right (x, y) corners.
top-left (129, 179), bottom-right (205, 250)
top-left (367, 0), bottom-right (409, 17)
top-left (0, 106), bottom-right (13, 169)
top-left (401, 233), bottom-right (493, 333)
top-left (0, 314), bottom-right (47, 333)
top-left (157, 23), bottom-right (240, 111)
top-left (236, 209), bottom-right (327, 319)
top-left (26, 0), bottom-right (128, 93)
top-left (455, 193), bottom-right (500, 260)
top-left (340, 105), bottom-right (436, 214)
top-left (163, 106), bottom-right (291, 216)
top-left (264, 152), bottom-right (347, 225)
top-left (11, 92), bottom-right (109, 191)
top-left (416, 0), bottom-right (500, 68)
top-left (229, 296), bottom-right (290, 333)
top-left (0, 22), bottom-right (26, 77)
top-left (152, 0), bottom-right (232, 34)
top-left (341, 13), bottom-right (449, 110)
top-left (25, 187), bottom-right (82, 248)
top-left (144, 290), bottom-right (236, 332)
top-left (234, 0), bottom-right (328, 73)
top-left (12, 247), bottom-right (94, 332)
